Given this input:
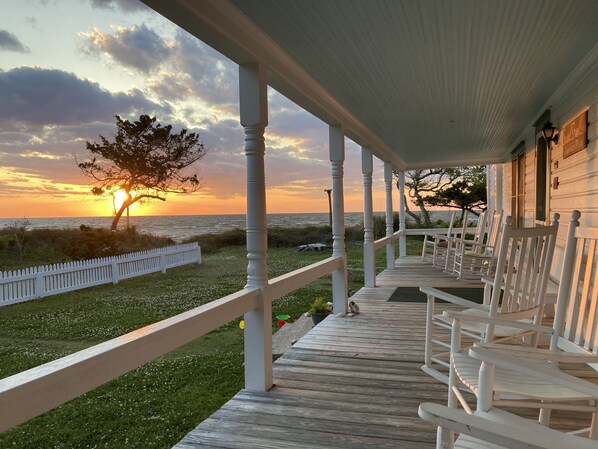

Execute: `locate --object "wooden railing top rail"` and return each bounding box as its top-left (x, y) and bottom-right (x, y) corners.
top-left (0, 287), bottom-right (260, 432)
top-left (269, 256), bottom-right (342, 300)
top-left (0, 250), bottom-right (347, 432)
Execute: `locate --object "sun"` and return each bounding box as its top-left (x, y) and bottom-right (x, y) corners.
top-left (113, 190), bottom-right (128, 211)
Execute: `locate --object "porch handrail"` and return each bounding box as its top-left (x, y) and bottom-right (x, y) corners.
top-left (373, 229), bottom-right (403, 251)
top-left (0, 253), bottom-right (345, 432)
top-left (372, 227), bottom-right (479, 252)
top-left (269, 256), bottom-right (342, 300)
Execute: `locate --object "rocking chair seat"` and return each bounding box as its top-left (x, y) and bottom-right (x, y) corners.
top-left (453, 434), bottom-right (506, 449)
top-left (435, 309), bottom-right (534, 338)
top-left (452, 352), bottom-right (590, 401)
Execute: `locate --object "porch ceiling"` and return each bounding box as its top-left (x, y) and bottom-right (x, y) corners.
top-left (143, 0), bottom-right (598, 169)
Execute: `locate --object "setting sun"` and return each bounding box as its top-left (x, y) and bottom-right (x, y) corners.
top-left (112, 190), bottom-right (139, 213)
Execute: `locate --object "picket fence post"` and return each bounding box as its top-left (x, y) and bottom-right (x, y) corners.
top-left (111, 260), bottom-right (119, 284)
top-left (35, 269), bottom-right (45, 299)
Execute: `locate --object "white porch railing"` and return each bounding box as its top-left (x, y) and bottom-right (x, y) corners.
top-left (0, 243), bottom-right (202, 307)
top-left (0, 254), bottom-right (342, 432)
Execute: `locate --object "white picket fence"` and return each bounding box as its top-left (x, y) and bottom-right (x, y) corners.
top-left (0, 243), bottom-right (202, 307)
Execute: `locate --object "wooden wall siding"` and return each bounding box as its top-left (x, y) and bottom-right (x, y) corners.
top-left (495, 101), bottom-right (598, 277)
top-left (502, 161), bottom-right (513, 217)
top-left (524, 149), bottom-right (536, 226)
top-left (551, 103), bottom-right (598, 223)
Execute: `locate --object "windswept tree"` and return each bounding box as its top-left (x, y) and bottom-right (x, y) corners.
top-left (79, 115), bottom-right (205, 230)
top-left (394, 166), bottom-right (487, 226)
top-left (424, 165), bottom-right (487, 220)
top-left (394, 168), bottom-right (462, 226)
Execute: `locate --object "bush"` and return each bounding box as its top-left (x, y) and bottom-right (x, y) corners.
top-left (0, 226), bottom-right (174, 270)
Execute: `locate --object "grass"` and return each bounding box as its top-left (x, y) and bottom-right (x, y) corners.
top-left (0, 228), bottom-right (423, 448)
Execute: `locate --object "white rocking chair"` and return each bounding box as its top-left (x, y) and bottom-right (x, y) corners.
top-left (419, 402), bottom-right (597, 449)
top-left (422, 211), bottom-right (457, 267)
top-left (460, 211), bottom-right (598, 439)
top-left (421, 214), bottom-right (560, 384)
top-left (453, 211), bottom-right (504, 280)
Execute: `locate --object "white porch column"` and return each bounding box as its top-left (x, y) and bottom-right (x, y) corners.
top-left (384, 162), bottom-right (395, 269)
top-left (239, 63), bottom-right (272, 391)
top-left (397, 169), bottom-right (407, 257)
top-left (330, 125), bottom-right (348, 314)
top-left (362, 147), bottom-right (375, 287)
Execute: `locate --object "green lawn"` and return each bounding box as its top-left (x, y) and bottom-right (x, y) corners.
top-left (0, 237), bottom-right (422, 448)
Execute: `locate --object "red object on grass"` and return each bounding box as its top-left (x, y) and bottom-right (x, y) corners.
top-left (277, 319), bottom-right (286, 328)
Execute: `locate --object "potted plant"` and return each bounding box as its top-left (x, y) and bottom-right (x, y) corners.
top-left (309, 297), bottom-right (331, 325)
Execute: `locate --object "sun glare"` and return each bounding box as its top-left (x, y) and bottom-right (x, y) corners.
top-left (113, 190), bottom-right (135, 212)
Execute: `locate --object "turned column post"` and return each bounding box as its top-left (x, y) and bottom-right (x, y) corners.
top-left (362, 147), bottom-right (375, 287)
top-left (329, 125), bottom-right (348, 314)
top-left (397, 169), bottom-right (407, 257)
top-left (384, 162), bottom-right (395, 269)
top-left (239, 63), bottom-right (272, 391)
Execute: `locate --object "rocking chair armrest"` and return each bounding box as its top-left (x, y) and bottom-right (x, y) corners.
top-left (441, 311), bottom-right (549, 333)
top-left (420, 286), bottom-right (487, 310)
top-left (469, 346), bottom-right (598, 398)
top-left (473, 343), bottom-right (598, 363)
top-left (418, 403), bottom-right (597, 449)
top-left (481, 276), bottom-right (494, 286)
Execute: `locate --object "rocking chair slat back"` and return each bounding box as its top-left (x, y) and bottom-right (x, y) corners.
top-left (490, 215), bottom-right (560, 321)
top-left (562, 226), bottom-right (598, 357)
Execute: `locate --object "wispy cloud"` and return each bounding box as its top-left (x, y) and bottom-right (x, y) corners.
top-left (88, 0), bottom-right (148, 13)
top-left (80, 24), bottom-right (173, 73)
top-left (0, 30), bottom-right (30, 53)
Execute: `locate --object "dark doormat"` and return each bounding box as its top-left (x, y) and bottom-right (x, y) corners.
top-left (388, 287), bottom-right (485, 304)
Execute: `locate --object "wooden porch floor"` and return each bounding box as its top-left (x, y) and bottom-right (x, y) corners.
top-left (174, 257), bottom-right (480, 448)
top-left (173, 257), bottom-right (591, 448)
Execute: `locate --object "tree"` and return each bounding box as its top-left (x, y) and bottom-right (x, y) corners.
top-left (79, 115), bottom-right (205, 231)
top-left (423, 166), bottom-right (487, 220)
top-left (394, 168), bottom-right (462, 227)
top-left (9, 218), bottom-right (30, 260)
top-left (394, 166), bottom-right (487, 226)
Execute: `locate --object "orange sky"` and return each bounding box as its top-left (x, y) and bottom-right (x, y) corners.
top-left (0, 0), bottom-right (399, 220)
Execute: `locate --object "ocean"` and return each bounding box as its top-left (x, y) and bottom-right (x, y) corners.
top-left (0, 211), bottom-right (456, 242)
top-left (0, 213), bottom-right (363, 243)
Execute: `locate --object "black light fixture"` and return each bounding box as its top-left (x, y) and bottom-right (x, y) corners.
top-left (541, 121), bottom-right (559, 144)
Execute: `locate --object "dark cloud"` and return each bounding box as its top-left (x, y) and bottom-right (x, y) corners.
top-left (89, 0), bottom-right (148, 13)
top-left (0, 67), bottom-right (168, 127)
top-left (81, 24), bottom-right (172, 73)
top-left (0, 30), bottom-right (29, 53)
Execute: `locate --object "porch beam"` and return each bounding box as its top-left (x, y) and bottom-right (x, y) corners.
top-left (384, 162), bottom-right (395, 269)
top-left (397, 169), bottom-right (407, 257)
top-left (330, 125), bottom-right (348, 314)
top-left (239, 62), bottom-right (272, 391)
top-left (362, 147), bottom-right (375, 287)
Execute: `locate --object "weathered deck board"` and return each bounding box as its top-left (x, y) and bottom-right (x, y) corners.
top-left (174, 257), bottom-right (593, 448)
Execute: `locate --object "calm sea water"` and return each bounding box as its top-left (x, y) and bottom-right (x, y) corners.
top-left (0, 211), bottom-right (457, 242)
top-left (0, 213), bottom-right (362, 242)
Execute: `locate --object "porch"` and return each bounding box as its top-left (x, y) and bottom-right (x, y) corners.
top-left (174, 258), bottom-right (590, 448)
top-left (176, 258), bottom-right (468, 448)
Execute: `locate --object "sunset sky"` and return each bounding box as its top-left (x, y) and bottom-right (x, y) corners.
top-left (0, 0), bottom-right (391, 219)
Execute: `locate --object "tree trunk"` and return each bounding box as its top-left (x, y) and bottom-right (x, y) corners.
top-left (404, 195), bottom-right (421, 226)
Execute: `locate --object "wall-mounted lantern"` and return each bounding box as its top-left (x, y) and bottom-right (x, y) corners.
top-left (541, 121), bottom-right (559, 144)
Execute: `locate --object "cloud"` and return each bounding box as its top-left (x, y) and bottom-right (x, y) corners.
top-left (81, 24), bottom-right (172, 73)
top-left (144, 30), bottom-right (238, 107)
top-left (0, 66), bottom-right (168, 127)
top-left (89, 0), bottom-right (148, 12)
top-left (0, 30), bottom-right (30, 53)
